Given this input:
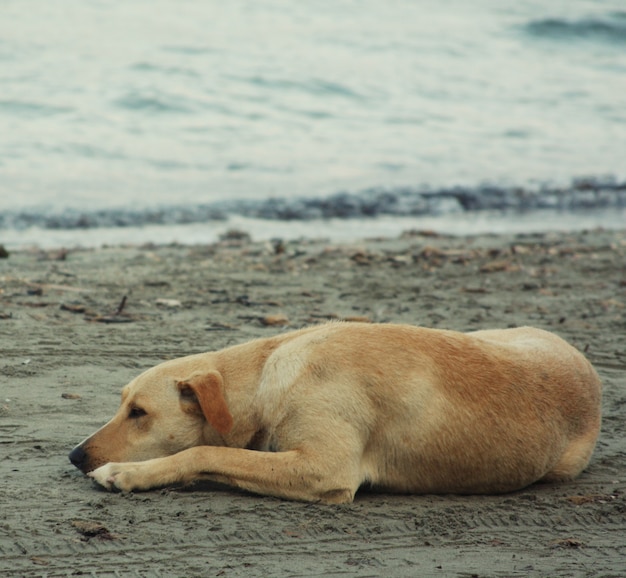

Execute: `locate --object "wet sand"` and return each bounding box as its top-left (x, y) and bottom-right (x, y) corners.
top-left (1, 227), bottom-right (625, 577)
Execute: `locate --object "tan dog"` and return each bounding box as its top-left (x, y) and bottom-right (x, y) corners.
top-left (69, 323), bottom-right (601, 503)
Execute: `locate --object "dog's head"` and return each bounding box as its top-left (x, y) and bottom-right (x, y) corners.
top-left (68, 362), bottom-right (233, 474)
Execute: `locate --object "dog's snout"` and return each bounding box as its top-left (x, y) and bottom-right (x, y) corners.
top-left (69, 446), bottom-right (87, 470)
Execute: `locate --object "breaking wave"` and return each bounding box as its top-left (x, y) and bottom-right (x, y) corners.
top-left (1, 177), bottom-right (624, 232)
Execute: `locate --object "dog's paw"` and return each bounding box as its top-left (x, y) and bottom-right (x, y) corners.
top-left (88, 462), bottom-right (142, 492)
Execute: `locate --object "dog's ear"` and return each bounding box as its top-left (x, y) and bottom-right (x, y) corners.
top-left (177, 372), bottom-right (233, 435)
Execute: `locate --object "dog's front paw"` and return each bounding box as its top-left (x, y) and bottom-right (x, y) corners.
top-left (88, 462), bottom-right (144, 492)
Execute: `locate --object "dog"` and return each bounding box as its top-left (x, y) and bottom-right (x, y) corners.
top-left (69, 322), bottom-right (601, 503)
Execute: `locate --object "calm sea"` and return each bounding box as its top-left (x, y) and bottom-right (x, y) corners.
top-left (1, 0), bottom-right (625, 247)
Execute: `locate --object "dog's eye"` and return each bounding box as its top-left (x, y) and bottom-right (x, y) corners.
top-left (129, 406), bottom-right (147, 419)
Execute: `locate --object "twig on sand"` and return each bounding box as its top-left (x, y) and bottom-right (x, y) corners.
top-left (114, 295), bottom-right (128, 316)
top-left (90, 295), bottom-right (134, 323)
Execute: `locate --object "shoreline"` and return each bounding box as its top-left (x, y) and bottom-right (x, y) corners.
top-left (1, 176), bottom-right (625, 250)
top-left (1, 227), bottom-right (625, 576)
top-left (2, 205), bottom-right (626, 252)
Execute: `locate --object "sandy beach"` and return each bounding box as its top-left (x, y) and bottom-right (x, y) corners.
top-left (1, 227), bottom-right (625, 577)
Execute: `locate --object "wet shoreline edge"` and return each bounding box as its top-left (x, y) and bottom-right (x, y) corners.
top-left (2, 176), bottom-right (625, 231)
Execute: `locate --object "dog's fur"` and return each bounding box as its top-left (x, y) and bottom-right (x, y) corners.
top-left (69, 323), bottom-right (601, 503)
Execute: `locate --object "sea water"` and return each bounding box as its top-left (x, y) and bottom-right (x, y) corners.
top-left (1, 0), bottom-right (625, 247)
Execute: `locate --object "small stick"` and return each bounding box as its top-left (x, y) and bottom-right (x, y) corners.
top-left (114, 295), bottom-right (128, 316)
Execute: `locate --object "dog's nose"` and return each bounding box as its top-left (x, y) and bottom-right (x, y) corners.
top-left (68, 446), bottom-right (86, 469)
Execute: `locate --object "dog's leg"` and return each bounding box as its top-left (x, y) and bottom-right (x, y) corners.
top-left (89, 445), bottom-right (360, 503)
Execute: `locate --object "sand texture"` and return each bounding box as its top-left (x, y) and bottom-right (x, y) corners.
top-left (1, 228), bottom-right (625, 577)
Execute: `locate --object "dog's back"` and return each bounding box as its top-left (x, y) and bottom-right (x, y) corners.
top-left (264, 323), bottom-right (602, 495)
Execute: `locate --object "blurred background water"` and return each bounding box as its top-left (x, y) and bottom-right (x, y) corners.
top-left (1, 0), bottom-right (625, 247)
